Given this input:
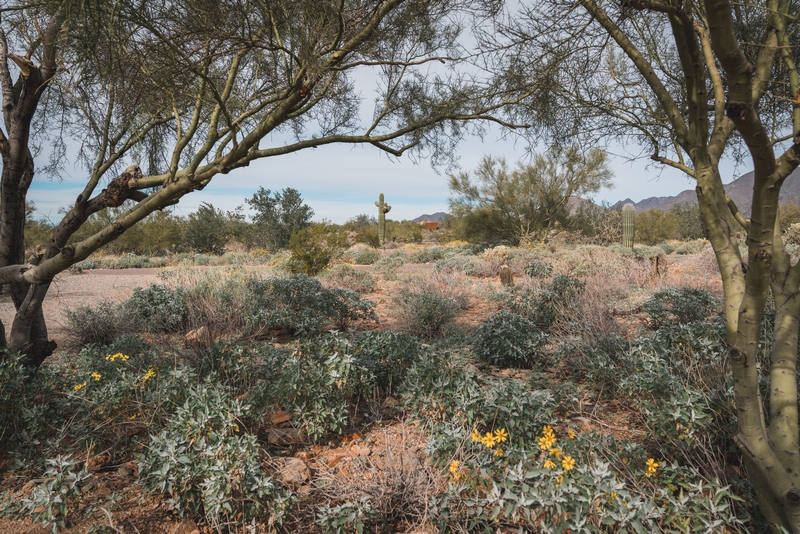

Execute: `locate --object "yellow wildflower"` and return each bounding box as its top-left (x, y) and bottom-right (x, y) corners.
top-left (73, 382), bottom-right (86, 392)
top-left (493, 428), bottom-right (508, 443)
top-left (561, 455), bottom-right (576, 471)
top-left (645, 458), bottom-right (660, 477)
top-left (567, 429), bottom-right (576, 439)
top-left (556, 475), bottom-right (564, 486)
top-left (543, 459), bottom-right (556, 469)
top-left (90, 372), bottom-right (102, 381)
top-left (140, 366), bottom-right (157, 384)
top-left (493, 448), bottom-right (503, 457)
top-left (537, 434), bottom-right (556, 451)
top-left (105, 352), bottom-right (130, 362)
top-left (610, 492), bottom-right (618, 499)
top-left (549, 447), bottom-right (562, 457)
top-left (480, 432), bottom-right (496, 448)
top-left (542, 425), bottom-right (555, 438)
top-left (471, 428), bottom-right (480, 442)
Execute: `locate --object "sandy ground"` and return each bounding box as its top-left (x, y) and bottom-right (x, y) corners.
top-left (0, 268), bottom-right (162, 348)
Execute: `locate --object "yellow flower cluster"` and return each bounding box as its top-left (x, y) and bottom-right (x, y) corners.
top-left (538, 425), bottom-right (557, 450)
top-left (140, 366), bottom-right (157, 384)
top-left (90, 372), bottom-right (102, 381)
top-left (449, 460), bottom-right (462, 481)
top-left (105, 352), bottom-right (129, 362)
top-left (471, 427), bottom-right (507, 457)
top-left (645, 458), bottom-right (660, 477)
top-left (73, 382), bottom-right (86, 392)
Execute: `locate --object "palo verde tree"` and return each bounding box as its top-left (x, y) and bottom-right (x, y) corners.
top-left (245, 187), bottom-right (313, 251)
top-left (448, 146), bottom-right (612, 244)
top-left (497, 0), bottom-right (800, 529)
top-left (0, 0), bottom-right (540, 367)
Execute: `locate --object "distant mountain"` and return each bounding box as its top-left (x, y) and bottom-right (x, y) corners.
top-left (412, 212), bottom-right (447, 223)
top-left (614, 168), bottom-right (800, 217)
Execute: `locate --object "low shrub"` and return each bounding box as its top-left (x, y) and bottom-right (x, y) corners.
top-left (393, 291), bottom-right (459, 339)
top-left (288, 223), bottom-right (347, 275)
top-left (125, 284), bottom-right (189, 333)
top-left (352, 330), bottom-right (421, 396)
top-left (524, 260), bottom-right (553, 279)
top-left (137, 382), bottom-right (291, 528)
top-left (643, 286), bottom-right (719, 328)
top-left (65, 300), bottom-right (137, 345)
top-left (506, 274), bottom-right (586, 331)
top-left (473, 311), bottom-right (549, 368)
top-left (320, 264), bottom-right (376, 294)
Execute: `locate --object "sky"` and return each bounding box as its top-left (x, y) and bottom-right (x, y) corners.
top-left (27, 132), bottom-right (753, 226)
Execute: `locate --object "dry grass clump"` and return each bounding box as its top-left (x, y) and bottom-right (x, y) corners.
top-left (319, 264), bottom-right (376, 294)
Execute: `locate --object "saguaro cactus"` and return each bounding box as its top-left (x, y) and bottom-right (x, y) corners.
top-left (622, 203), bottom-right (635, 248)
top-left (375, 193), bottom-right (392, 246)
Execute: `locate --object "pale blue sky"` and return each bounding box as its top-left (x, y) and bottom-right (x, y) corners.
top-left (27, 132), bottom-right (751, 225)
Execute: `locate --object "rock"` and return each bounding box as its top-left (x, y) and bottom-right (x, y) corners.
top-left (171, 519), bottom-right (200, 534)
top-left (96, 483), bottom-right (112, 496)
top-left (382, 396), bottom-right (401, 407)
top-left (278, 458), bottom-right (309, 486)
top-left (86, 452), bottom-right (112, 471)
top-left (268, 428), bottom-right (303, 445)
top-left (270, 411), bottom-right (292, 425)
top-left (183, 326), bottom-right (213, 349)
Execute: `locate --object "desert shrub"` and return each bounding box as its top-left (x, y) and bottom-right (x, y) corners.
top-left (524, 260), bottom-right (553, 278)
top-left (352, 331), bottom-right (422, 395)
top-left (288, 223), bottom-right (347, 275)
top-left (374, 253), bottom-right (405, 279)
top-left (473, 311), bottom-right (550, 368)
top-left (244, 274), bottom-right (377, 337)
top-left (434, 255), bottom-right (479, 276)
top-left (393, 290), bottom-right (459, 338)
top-left (262, 333), bottom-right (363, 440)
top-left (350, 248), bottom-right (381, 265)
top-left (320, 264), bottom-right (376, 293)
top-left (675, 239), bottom-right (708, 255)
top-left (636, 208), bottom-right (680, 245)
top-left (407, 246), bottom-right (446, 263)
top-left (327, 288), bottom-right (379, 331)
top-left (507, 274), bottom-right (585, 331)
top-left (643, 287), bottom-right (719, 328)
top-left (660, 242), bottom-right (677, 254)
top-left (124, 284), bottom-right (189, 333)
top-left (137, 382), bottom-right (291, 528)
top-left (65, 300), bottom-right (137, 345)
top-left (354, 226), bottom-right (380, 248)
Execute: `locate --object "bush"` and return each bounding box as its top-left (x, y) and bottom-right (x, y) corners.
top-left (643, 287), bottom-right (719, 328)
top-left (393, 291), bottom-right (459, 338)
top-left (352, 331), bottom-right (422, 395)
top-left (524, 260), bottom-right (553, 278)
top-left (125, 284), bottom-right (189, 333)
top-left (507, 274), bottom-right (585, 331)
top-left (320, 264), bottom-right (376, 293)
top-left (65, 300), bottom-right (137, 345)
top-left (288, 223), bottom-right (347, 275)
top-left (137, 382), bottom-right (291, 527)
top-left (473, 311), bottom-right (550, 368)
top-left (327, 288), bottom-right (379, 331)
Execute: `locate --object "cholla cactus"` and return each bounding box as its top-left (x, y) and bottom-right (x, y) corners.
top-left (375, 193), bottom-right (392, 246)
top-left (622, 203), bottom-right (635, 248)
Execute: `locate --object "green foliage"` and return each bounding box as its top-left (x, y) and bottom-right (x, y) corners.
top-left (65, 300), bottom-right (138, 346)
top-left (448, 148), bottom-right (613, 244)
top-left (669, 203), bottom-right (706, 240)
top-left (125, 284), bottom-right (189, 333)
top-left (136, 382), bottom-right (291, 527)
top-left (316, 496), bottom-right (378, 534)
top-left (288, 222), bottom-right (347, 275)
top-left (246, 187), bottom-right (314, 251)
top-left (385, 220), bottom-right (422, 243)
top-left (244, 274), bottom-right (376, 337)
top-left (507, 274), bottom-right (586, 331)
top-left (473, 311), bottom-right (550, 368)
top-left (393, 290), bottom-right (459, 338)
top-left (9, 456), bottom-right (91, 533)
top-left (643, 287), bottom-right (719, 329)
top-left (183, 202), bottom-right (237, 254)
top-left (344, 248), bottom-right (381, 265)
top-left (352, 331), bottom-right (421, 395)
top-left (524, 260), bottom-right (553, 278)
top-left (636, 208), bottom-right (680, 245)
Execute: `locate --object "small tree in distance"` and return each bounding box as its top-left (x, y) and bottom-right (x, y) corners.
top-left (246, 187), bottom-right (314, 252)
top-left (448, 147), bottom-right (613, 245)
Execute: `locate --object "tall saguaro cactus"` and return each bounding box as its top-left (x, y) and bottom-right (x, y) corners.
top-left (622, 203), bottom-right (635, 248)
top-left (375, 193), bottom-right (392, 246)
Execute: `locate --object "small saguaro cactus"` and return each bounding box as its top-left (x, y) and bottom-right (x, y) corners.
top-left (622, 202), bottom-right (635, 248)
top-left (375, 193), bottom-right (392, 246)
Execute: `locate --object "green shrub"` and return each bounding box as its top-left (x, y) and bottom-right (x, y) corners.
top-left (354, 227), bottom-right (380, 248)
top-left (393, 291), bottom-right (459, 338)
top-left (351, 248), bottom-right (381, 265)
top-left (137, 382), bottom-right (291, 527)
top-left (288, 223), bottom-right (347, 275)
top-left (65, 300), bottom-right (137, 345)
top-left (643, 287), bottom-right (719, 328)
top-left (473, 311), bottom-right (549, 368)
top-left (507, 274), bottom-right (585, 331)
top-left (352, 331), bottom-right (422, 396)
top-left (244, 274), bottom-right (377, 337)
top-left (125, 284), bottom-right (189, 333)
top-left (524, 260), bottom-right (553, 278)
